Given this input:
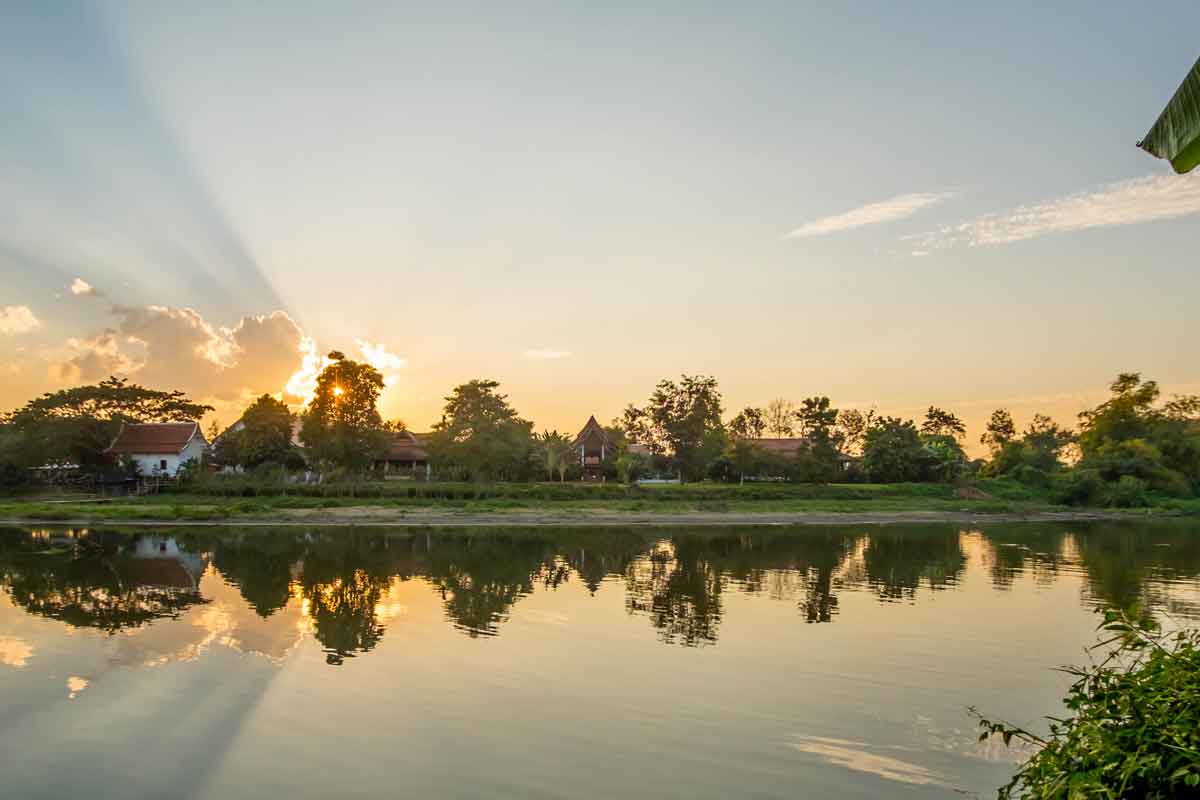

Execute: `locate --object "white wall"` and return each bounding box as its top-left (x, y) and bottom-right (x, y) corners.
top-left (132, 438), bottom-right (207, 477)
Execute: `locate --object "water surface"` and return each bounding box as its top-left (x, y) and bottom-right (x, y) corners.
top-left (1, 522), bottom-right (1198, 799)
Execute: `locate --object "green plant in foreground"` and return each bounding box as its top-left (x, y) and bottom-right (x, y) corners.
top-left (974, 608), bottom-right (1200, 798)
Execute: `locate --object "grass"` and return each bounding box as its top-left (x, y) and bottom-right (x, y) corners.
top-left (2, 479), bottom-right (1192, 522)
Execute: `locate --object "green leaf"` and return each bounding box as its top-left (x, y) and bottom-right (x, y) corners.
top-left (1139, 57), bottom-right (1200, 174)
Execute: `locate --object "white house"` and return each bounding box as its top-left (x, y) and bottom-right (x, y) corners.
top-left (105, 421), bottom-right (208, 477)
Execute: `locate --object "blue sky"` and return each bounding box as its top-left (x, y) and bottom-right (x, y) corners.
top-left (0, 1), bottom-right (1196, 445)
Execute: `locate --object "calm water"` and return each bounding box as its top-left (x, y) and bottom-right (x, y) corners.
top-left (2, 523), bottom-right (1199, 799)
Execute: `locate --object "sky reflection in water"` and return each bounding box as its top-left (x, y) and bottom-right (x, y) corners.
top-left (1, 522), bottom-right (1198, 799)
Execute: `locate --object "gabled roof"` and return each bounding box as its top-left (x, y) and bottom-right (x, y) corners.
top-left (571, 415), bottom-right (612, 448)
top-left (382, 430), bottom-right (429, 462)
top-left (749, 437), bottom-right (855, 462)
top-left (106, 422), bottom-right (204, 456)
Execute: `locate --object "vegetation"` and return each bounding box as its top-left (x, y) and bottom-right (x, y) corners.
top-left (299, 351), bottom-right (390, 474)
top-left (425, 379), bottom-right (536, 481)
top-left (977, 608), bottom-right (1200, 798)
top-left (0, 377), bottom-right (212, 481)
top-left (212, 394), bottom-right (303, 470)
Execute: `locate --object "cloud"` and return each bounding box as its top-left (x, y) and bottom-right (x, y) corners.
top-left (783, 191), bottom-right (956, 239)
top-left (522, 348), bottom-right (572, 360)
top-left (908, 172), bottom-right (1200, 251)
top-left (355, 339), bottom-right (406, 387)
top-left (70, 278), bottom-right (100, 297)
top-left (0, 305), bottom-right (40, 334)
top-left (57, 305), bottom-right (307, 414)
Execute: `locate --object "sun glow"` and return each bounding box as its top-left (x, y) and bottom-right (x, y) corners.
top-left (332, 386), bottom-right (345, 397)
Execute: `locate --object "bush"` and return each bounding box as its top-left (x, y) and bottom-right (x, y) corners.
top-left (1050, 469), bottom-right (1105, 506)
top-left (1009, 464), bottom-right (1050, 488)
top-left (976, 609), bottom-right (1200, 798)
top-left (1107, 475), bottom-right (1149, 508)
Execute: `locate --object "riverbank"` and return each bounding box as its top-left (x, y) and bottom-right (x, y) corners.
top-left (2, 481), bottom-right (1194, 526)
top-left (0, 506), bottom-right (1172, 528)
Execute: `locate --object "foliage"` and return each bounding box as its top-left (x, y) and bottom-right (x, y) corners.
top-left (862, 417), bottom-right (929, 483)
top-left (215, 394), bottom-right (300, 470)
top-left (299, 352), bottom-right (389, 473)
top-left (764, 398), bottom-right (795, 437)
top-left (835, 409), bottom-right (875, 457)
top-left (426, 379), bottom-right (534, 481)
top-left (921, 406), bottom-right (966, 439)
top-left (981, 408), bottom-right (1017, 456)
top-left (0, 376), bottom-right (213, 476)
top-left (623, 375), bottom-right (725, 482)
top-left (728, 407), bottom-right (766, 440)
top-left (976, 608), bottom-right (1200, 799)
top-left (1076, 373), bottom-right (1200, 498)
top-left (535, 430), bottom-right (573, 481)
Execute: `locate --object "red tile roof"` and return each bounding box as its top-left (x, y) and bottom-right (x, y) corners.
top-left (106, 422), bottom-right (203, 455)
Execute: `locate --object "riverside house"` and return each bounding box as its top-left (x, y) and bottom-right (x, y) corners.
top-left (105, 422), bottom-right (208, 477)
top-left (572, 416), bottom-right (615, 480)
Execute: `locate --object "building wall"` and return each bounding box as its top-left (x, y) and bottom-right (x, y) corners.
top-left (131, 439), bottom-right (206, 477)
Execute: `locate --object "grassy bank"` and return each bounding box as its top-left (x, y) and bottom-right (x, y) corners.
top-left (1, 480), bottom-right (1196, 522)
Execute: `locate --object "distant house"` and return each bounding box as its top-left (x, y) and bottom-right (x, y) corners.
top-left (376, 430), bottom-right (430, 479)
top-left (572, 416), bottom-right (614, 480)
top-left (106, 422), bottom-right (208, 477)
top-left (211, 415), bottom-right (305, 470)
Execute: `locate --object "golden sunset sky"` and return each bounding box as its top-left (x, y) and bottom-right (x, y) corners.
top-left (1, 3), bottom-right (1197, 455)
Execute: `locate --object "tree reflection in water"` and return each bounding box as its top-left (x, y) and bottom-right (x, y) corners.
top-left (2, 523), bottom-right (1199, 663)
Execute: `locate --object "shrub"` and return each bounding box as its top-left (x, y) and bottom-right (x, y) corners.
top-left (1107, 475), bottom-right (1149, 508)
top-left (976, 609), bottom-right (1200, 799)
top-left (1009, 464), bottom-right (1050, 488)
top-left (1050, 469), bottom-right (1105, 506)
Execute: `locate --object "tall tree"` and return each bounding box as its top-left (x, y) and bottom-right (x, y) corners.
top-left (623, 375), bottom-right (725, 481)
top-left (921, 406), bottom-right (966, 439)
top-left (727, 407), bottom-right (766, 440)
top-left (835, 409), bottom-right (875, 457)
top-left (299, 352), bottom-right (388, 473)
top-left (426, 379), bottom-right (534, 481)
top-left (764, 398), bottom-right (796, 438)
top-left (862, 417), bottom-right (930, 483)
top-left (981, 409), bottom-right (1017, 457)
top-left (229, 394), bottom-right (297, 469)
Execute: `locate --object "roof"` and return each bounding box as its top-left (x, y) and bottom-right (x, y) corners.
top-left (106, 422), bottom-right (204, 456)
top-left (382, 430), bottom-right (429, 462)
top-left (749, 438), bottom-right (855, 462)
top-left (571, 416), bottom-right (612, 449)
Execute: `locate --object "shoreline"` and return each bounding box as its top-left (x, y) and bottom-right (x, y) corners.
top-left (0, 508), bottom-right (1157, 528)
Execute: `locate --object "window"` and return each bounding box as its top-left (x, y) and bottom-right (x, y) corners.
top-left (160, 459), bottom-right (168, 471)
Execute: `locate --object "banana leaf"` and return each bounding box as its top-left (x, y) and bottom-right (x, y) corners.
top-left (1138, 57), bottom-right (1200, 174)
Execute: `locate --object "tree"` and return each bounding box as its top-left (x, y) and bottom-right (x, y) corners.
top-left (299, 352), bottom-right (388, 473)
top-left (795, 397), bottom-right (843, 482)
top-left (536, 430), bottom-right (573, 481)
top-left (233, 394), bottom-right (297, 469)
top-left (727, 407), bottom-right (765, 440)
top-left (623, 375), bottom-right (725, 481)
top-left (1, 377), bottom-right (213, 474)
top-left (764, 398), bottom-right (795, 438)
top-left (836, 409), bottom-right (875, 457)
top-left (981, 409), bottom-right (1016, 457)
top-left (862, 417), bottom-right (929, 483)
top-left (425, 379), bottom-right (534, 481)
top-left (921, 406), bottom-right (966, 439)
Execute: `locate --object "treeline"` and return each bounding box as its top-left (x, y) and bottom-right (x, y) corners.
top-left (1, 354), bottom-right (1197, 507)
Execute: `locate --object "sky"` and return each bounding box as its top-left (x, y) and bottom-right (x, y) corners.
top-left (1, 1), bottom-right (1197, 454)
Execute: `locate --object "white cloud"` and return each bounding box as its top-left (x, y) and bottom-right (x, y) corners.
top-left (70, 278), bottom-right (99, 297)
top-left (522, 348), bottom-right (572, 360)
top-left (0, 305), bottom-right (40, 334)
top-left (783, 191), bottom-right (956, 239)
top-left (908, 172), bottom-right (1200, 251)
top-left (355, 339), bottom-right (406, 387)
